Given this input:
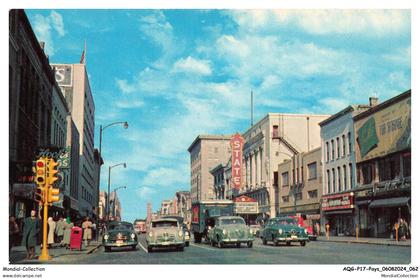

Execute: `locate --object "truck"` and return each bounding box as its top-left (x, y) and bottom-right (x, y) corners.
top-left (191, 200), bottom-right (234, 243)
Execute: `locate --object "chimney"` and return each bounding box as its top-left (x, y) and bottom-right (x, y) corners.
top-left (369, 97), bottom-right (379, 107)
top-left (39, 41), bottom-right (45, 51)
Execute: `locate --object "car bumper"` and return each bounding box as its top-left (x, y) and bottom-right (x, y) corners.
top-left (148, 240), bottom-right (185, 247)
top-left (276, 236), bottom-right (309, 242)
top-left (103, 240), bottom-right (138, 247)
top-left (221, 238), bottom-right (254, 243)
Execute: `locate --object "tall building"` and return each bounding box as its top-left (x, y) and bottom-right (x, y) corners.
top-left (240, 113), bottom-right (330, 218)
top-left (319, 103), bottom-right (372, 236)
top-left (353, 90), bottom-right (411, 238)
top-left (9, 10), bottom-right (55, 218)
top-left (188, 135), bottom-right (232, 201)
top-left (109, 191), bottom-right (122, 221)
top-left (52, 63), bottom-right (97, 219)
top-left (278, 147), bottom-right (322, 222)
top-left (98, 191), bottom-right (107, 221)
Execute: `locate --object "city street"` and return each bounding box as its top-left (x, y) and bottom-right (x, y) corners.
top-left (45, 235), bottom-right (410, 264)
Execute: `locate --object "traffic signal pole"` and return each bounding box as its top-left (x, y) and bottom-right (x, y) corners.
top-left (38, 186), bottom-right (50, 261)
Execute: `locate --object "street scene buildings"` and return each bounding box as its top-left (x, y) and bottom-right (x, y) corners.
top-left (7, 9), bottom-right (412, 267)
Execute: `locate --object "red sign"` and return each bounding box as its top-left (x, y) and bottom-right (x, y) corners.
top-left (230, 133), bottom-right (244, 190)
top-left (321, 192), bottom-right (354, 211)
top-left (192, 206), bottom-right (199, 223)
top-left (234, 195), bottom-right (256, 203)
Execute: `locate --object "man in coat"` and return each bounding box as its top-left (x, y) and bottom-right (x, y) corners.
top-left (21, 209), bottom-right (40, 260)
top-left (82, 217), bottom-right (93, 247)
top-left (55, 216), bottom-right (65, 246)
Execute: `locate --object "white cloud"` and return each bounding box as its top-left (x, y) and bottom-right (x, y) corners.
top-left (31, 11), bottom-right (66, 57)
top-left (116, 79), bottom-right (136, 94)
top-left (115, 99), bottom-right (144, 109)
top-left (173, 56), bottom-right (212, 76)
top-left (139, 11), bottom-right (174, 52)
top-left (136, 187), bottom-right (156, 198)
top-left (142, 167), bottom-right (187, 188)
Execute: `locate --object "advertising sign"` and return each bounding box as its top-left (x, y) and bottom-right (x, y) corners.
top-left (234, 202), bottom-right (259, 214)
top-left (230, 133), bottom-right (244, 190)
top-left (52, 64), bottom-right (73, 87)
top-left (321, 193), bottom-right (354, 211)
top-left (355, 96), bottom-right (411, 162)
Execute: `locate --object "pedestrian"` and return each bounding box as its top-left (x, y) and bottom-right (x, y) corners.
top-left (315, 222), bottom-right (320, 237)
top-left (82, 217), bottom-right (93, 247)
top-left (47, 217), bottom-right (56, 248)
top-left (55, 216), bottom-right (65, 246)
top-left (91, 222), bottom-right (97, 241)
top-left (400, 219), bottom-right (408, 241)
top-left (9, 216), bottom-right (20, 253)
top-left (21, 209), bottom-right (40, 260)
top-left (62, 217), bottom-right (74, 249)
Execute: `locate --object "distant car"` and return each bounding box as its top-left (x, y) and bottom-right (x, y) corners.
top-left (207, 216), bottom-right (254, 248)
top-left (161, 215), bottom-right (190, 247)
top-left (261, 217), bottom-right (309, 246)
top-left (249, 224), bottom-right (262, 238)
top-left (103, 221), bottom-right (138, 252)
top-left (146, 218), bottom-right (185, 252)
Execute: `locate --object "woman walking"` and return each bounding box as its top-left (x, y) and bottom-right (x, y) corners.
top-left (21, 210), bottom-right (40, 260)
top-left (47, 217), bottom-right (56, 248)
top-left (62, 217), bottom-right (74, 249)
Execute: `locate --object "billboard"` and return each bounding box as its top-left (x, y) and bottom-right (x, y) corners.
top-left (52, 64), bottom-right (73, 87)
top-left (355, 96), bottom-right (410, 162)
top-left (230, 133), bottom-right (244, 190)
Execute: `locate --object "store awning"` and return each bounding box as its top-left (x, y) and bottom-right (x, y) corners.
top-left (369, 197), bottom-right (410, 209)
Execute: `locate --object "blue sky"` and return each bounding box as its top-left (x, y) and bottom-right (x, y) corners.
top-left (26, 9), bottom-right (411, 223)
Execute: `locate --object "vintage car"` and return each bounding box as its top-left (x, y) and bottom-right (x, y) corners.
top-left (207, 216), bottom-right (254, 248)
top-left (161, 215), bottom-right (190, 247)
top-left (103, 221), bottom-right (138, 252)
top-left (146, 218), bottom-right (185, 252)
top-left (260, 217), bottom-right (309, 246)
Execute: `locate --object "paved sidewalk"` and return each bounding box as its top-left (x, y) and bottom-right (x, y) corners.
top-left (317, 236), bottom-right (411, 247)
top-left (9, 241), bottom-right (102, 264)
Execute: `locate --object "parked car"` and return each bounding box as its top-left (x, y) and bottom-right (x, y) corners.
top-left (207, 216), bottom-right (254, 248)
top-left (260, 217), bottom-right (309, 246)
top-left (146, 218), bottom-right (185, 252)
top-left (103, 221), bottom-right (138, 252)
top-left (289, 214), bottom-right (317, 241)
top-left (161, 215), bottom-right (190, 247)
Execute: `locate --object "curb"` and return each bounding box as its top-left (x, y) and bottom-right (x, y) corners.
top-left (318, 239), bottom-right (411, 247)
top-left (87, 244), bottom-right (102, 254)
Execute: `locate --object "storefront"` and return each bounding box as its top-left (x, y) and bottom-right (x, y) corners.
top-left (321, 192), bottom-right (355, 236)
top-left (234, 195), bottom-right (259, 225)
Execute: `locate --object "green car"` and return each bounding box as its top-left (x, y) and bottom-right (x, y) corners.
top-left (103, 221), bottom-right (138, 252)
top-left (207, 216), bottom-right (254, 248)
top-left (261, 217), bottom-right (309, 246)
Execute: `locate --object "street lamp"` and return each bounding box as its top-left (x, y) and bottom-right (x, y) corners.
top-left (110, 186), bottom-right (127, 221)
top-left (99, 121), bottom-right (129, 156)
top-left (107, 163), bottom-right (127, 222)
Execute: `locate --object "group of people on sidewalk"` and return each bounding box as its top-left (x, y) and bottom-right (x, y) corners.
top-left (392, 218), bottom-right (410, 241)
top-left (9, 209), bottom-right (97, 260)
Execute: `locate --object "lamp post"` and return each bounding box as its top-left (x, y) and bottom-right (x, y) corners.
top-left (110, 186), bottom-right (126, 221)
top-left (107, 163), bottom-right (126, 222)
top-left (99, 121), bottom-right (128, 156)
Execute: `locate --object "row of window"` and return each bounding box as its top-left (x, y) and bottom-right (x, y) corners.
top-left (326, 164), bottom-right (354, 194)
top-left (281, 162), bottom-right (318, 186)
top-left (281, 190), bottom-right (318, 203)
top-left (325, 132), bottom-right (352, 162)
top-left (81, 185), bottom-right (93, 204)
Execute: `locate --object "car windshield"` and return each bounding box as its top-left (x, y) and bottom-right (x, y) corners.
top-left (270, 218), bottom-right (298, 226)
top-left (220, 218), bottom-right (245, 225)
top-left (152, 221), bottom-right (177, 228)
top-left (108, 223), bottom-right (133, 231)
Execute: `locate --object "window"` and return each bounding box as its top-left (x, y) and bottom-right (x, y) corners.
top-left (307, 162), bottom-right (317, 180)
top-left (403, 152), bottom-right (411, 177)
top-left (282, 196), bottom-right (289, 203)
top-left (348, 132), bottom-right (352, 153)
top-left (331, 140), bottom-right (335, 160)
top-left (327, 170), bottom-right (331, 193)
top-left (349, 163), bottom-right (353, 188)
top-left (295, 192), bottom-right (303, 200)
top-left (326, 142), bottom-right (330, 162)
top-left (337, 167), bottom-right (341, 191)
top-left (308, 190), bottom-right (318, 199)
top-left (361, 163), bottom-right (373, 184)
top-left (342, 135), bottom-right (346, 156)
top-left (343, 165), bottom-right (347, 190)
top-left (273, 125), bottom-right (279, 138)
top-left (337, 137), bottom-right (340, 159)
top-left (332, 169), bottom-right (336, 192)
top-left (281, 172), bottom-right (289, 187)
top-left (273, 171), bottom-right (278, 187)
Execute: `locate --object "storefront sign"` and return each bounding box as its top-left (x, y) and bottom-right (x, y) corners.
top-left (37, 147), bottom-right (70, 169)
top-left (234, 202), bottom-right (259, 214)
top-left (355, 96), bottom-right (411, 162)
top-left (53, 64), bottom-right (73, 87)
top-left (321, 193), bottom-right (354, 211)
top-left (230, 133), bottom-right (244, 190)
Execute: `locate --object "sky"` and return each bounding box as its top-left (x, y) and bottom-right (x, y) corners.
top-left (25, 9), bottom-right (411, 223)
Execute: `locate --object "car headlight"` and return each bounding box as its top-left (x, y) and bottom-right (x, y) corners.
top-left (222, 229), bottom-right (227, 235)
top-left (131, 233), bottom-right (136, 239)
top-left (249, 228), bottom-right (254, 234)
top-left (104, 234), bottom-right (109, 240)
top-left (278, 229), bottom-right (283, 234)
top-left (178, 231), bottom-right (183, 237)
top-left (185, 231), bottom-right (189, 236)
top-left (304, 229), bottom-right (308, 234)
top-left (148, 231), bottom-right (153, 237)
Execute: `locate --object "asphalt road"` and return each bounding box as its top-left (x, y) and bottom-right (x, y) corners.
top-left (50, 234), bottom-right (411, 264)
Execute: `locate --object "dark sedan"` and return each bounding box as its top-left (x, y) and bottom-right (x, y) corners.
top-left (103, 221), bottom-right (138, 252)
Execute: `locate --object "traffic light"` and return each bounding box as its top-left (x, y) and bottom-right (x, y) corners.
top-left (34, 186), bottom-right (45, 204)
top-left (47, 158), bottom-right (59, 185)
top-left (48, 187), bottom-right (60, 204)
top-left (35, 158), bottom-right (47, 186)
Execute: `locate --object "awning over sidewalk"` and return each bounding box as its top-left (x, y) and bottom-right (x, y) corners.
top-left (369, 197), bottom-right (410, 209)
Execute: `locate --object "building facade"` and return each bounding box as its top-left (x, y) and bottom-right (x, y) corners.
top-left (278, 147), bottom-right (322, 223)
top-left (98, 191), bottom-right (107, 221)
top-left (176, 191), bottom-right (191, 224)
top-left (109, 191), bottom-right (122, 221)
top-left (52, 63), bottom-right (97, 219)
top-left (9, 10), bottom-right (55, 219)
top-left (188, 135), bottom-right (231, 201)
top-left (319, 104), bottom-right (372, 236)
top-left (353, 90), bottom-right (411, 238)
top-left (210, 164), bottom-right (226, 199)
top-left (240, 113), bottom-right (330, 218)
